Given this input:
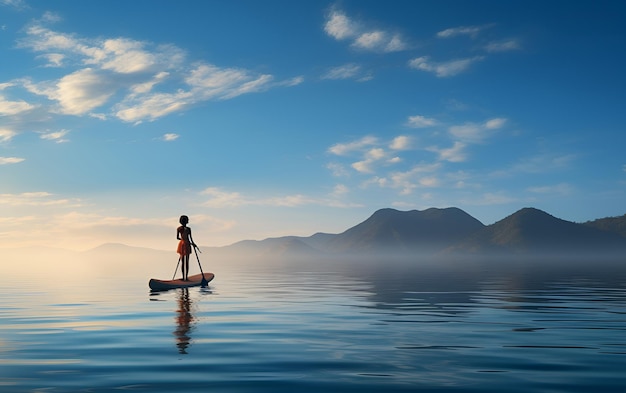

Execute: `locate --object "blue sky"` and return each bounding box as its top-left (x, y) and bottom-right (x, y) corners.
top-left (1, 0), bottom-right (625, 251)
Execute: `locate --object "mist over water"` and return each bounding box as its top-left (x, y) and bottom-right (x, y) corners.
top-left (1, 249), bottom-right (625, 392)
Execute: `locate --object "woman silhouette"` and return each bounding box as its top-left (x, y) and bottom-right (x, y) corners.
top-left (176, 215), bottom-right (196, 281)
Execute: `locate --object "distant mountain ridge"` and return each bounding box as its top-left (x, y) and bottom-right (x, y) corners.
top-left (583, 214), bottom-right (626, 238)
top-left (10, 207), bottom-right (622, 260)
top-left (223, 207), bottom-right (626, 258)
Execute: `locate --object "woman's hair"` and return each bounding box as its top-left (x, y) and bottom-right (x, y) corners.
top-left (179, 215), bottom-right (189, 225)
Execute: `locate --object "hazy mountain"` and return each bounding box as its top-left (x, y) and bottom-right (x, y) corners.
top-left (21, 207), bottom-right (624, 262)
top-left (216, 207), bottom-right (485, 258)
top-left (583, 214), bottom-right (626, 238)
top-left (448, 208), bottom-right (626, 256)
top-left (305, 207), bottom-right (485, 254)
top-left (227, 236), bottom-right (321, 257)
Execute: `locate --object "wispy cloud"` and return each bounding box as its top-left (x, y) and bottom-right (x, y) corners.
top-left (437, 24), bottom-right (493, 39)
top-left (406, 115), bottom-right (438, 128)
top-left (161, 133), bottom-right (179, 142)
top-left (377, 163), bottom-right (442, 195)
top-left (1, 0), bottom-right (27, 9)
top-left (0, 191), bottom-right (79, 206)
top-left (24, 68), bottom-right (121, 115)
top-left (328, 136), bottom-right (378, 156)
top-left (324, 8), bottom-right (407, 53)
top-left (322, 63), bottom-right (363, 80)
top-left (390, 135), bottom-right (411, 150)
top-left (12, 20), bottom-right (297, 125)
top-left (0, 94), bottom-right (35, 115)
top-left (485, 39), bottom-right (521, 52)
top-left (324, 8), bottom-right (358, 40)
top-left (328, 135), bottom-right (410, 177)
top-left (0, 128), bottom-right (17, 143)
top-left (409, 56), bottom-right (485, 77)
top-left (200, 187), bottom-right (360, 209)
top-left (40, 129), bottom-right (69, 143)
top-left (427, 141), bottom-right (467, 163)
top-left (449, 118), bottom-right (507, 142)
top-left (0, 156), bottom-right (25, 164)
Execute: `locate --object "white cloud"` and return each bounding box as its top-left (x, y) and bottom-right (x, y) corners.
top-left (200, 186), bottom-right (356, 209)
top-left (185, 64), bottom-right (272, 99)
top-left (0, 191), bottom-right (78, 206)
top-left (328, 136), bottom-right (378, 156)
top-left (437, 24), bottom-right (492, 39)
top-left (24, 68), bottom-right (118, 115)
top-left (0, 95), bottom-right (35, 115)
top-left (324, 9), bottom-right (358, 40)
top-left (130, 71), bottom-right (169, 95)
top-left (485, 39), bottom-right (521, 52)
top-left (16, 23), bottom-right (292, 123)
top-left (449, 118), bottom-right (506, 142)
top-left (281, 76), bottom-right (305, 87)
top-left (352, 160), bottom-right (374, 174)
top-left (390, 135), bottom-right (411, 150)
top-left (1, 0), bottom-right (28, 9)
top-left (161, 133), bottom-right (179, 141)
top-left (484, 118), bottom-right (507, 129)
top-left (329, 134), bottom-right (412, 178)
top-left (0, 128), bottom-right (17, 142)
top-left (39, 53), bottom-right (65, 67)
top-left (366, 148), bottom-right (385, 160)
top-left (409, 56), bottom-right (485, 77)
top-left (324, 8), bottom-right (407, 53)
top-left (115, 90), bottom-right (191, 124)
top-left (99, 38), bottom-right (158, 74)
top-left (407, 115), bottom-right (437, 128)
top-left (428, 141), bottom-right (467, 162)
top-left (386, 163), bottom-right (442, 194)
top-left (0, 156), bottom-right (25, 165)
top-left (40, 129), bottom-right (69, 143)
top-left (352, 31), bottom-right (406, 52)
top-left (322, 63), bottom-right (362, 80)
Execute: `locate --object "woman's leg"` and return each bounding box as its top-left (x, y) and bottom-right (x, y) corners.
top-left (184, 255), bottom-right (190, 280)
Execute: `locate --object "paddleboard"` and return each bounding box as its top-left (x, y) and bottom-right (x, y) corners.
top-left (149, 272), bottom-right (214, 291)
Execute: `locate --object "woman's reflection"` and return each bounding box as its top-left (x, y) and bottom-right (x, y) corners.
top-left (174, 288), bottom-right (195, 354)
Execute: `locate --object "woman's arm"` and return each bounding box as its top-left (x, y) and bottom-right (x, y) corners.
top-left (188, 228), bottom-right (196, 247)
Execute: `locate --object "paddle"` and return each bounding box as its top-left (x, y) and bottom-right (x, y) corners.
top-left (192, 244), bottom-right (209, 287)
top-left (172, 256), bottom-right (181, 280)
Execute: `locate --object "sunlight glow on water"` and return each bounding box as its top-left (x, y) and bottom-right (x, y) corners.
top-left (1, 256), bottom-right (625, 392)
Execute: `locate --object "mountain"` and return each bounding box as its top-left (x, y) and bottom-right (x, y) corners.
top-left (217, 207), bottom-right (485, 258)
top-left (448, 208), bottom-right (626, 255)
top-left (583, 214), bottom-right (626, 238)
top-left (308, 207), bottom-right (485, 254)
top-left (35, 207), bottom-right (624, 262)
top-left (226, 236), bottom-right (321, 257)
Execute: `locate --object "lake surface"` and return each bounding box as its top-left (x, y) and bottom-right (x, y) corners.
top-left (1, 255), bottom-right (626, 392)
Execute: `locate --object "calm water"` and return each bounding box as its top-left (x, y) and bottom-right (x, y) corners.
top-left (1, 256), bottom-right (626, 392)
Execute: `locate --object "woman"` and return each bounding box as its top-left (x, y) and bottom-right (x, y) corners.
top-left (176, 215), bottom-right (196, 281)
